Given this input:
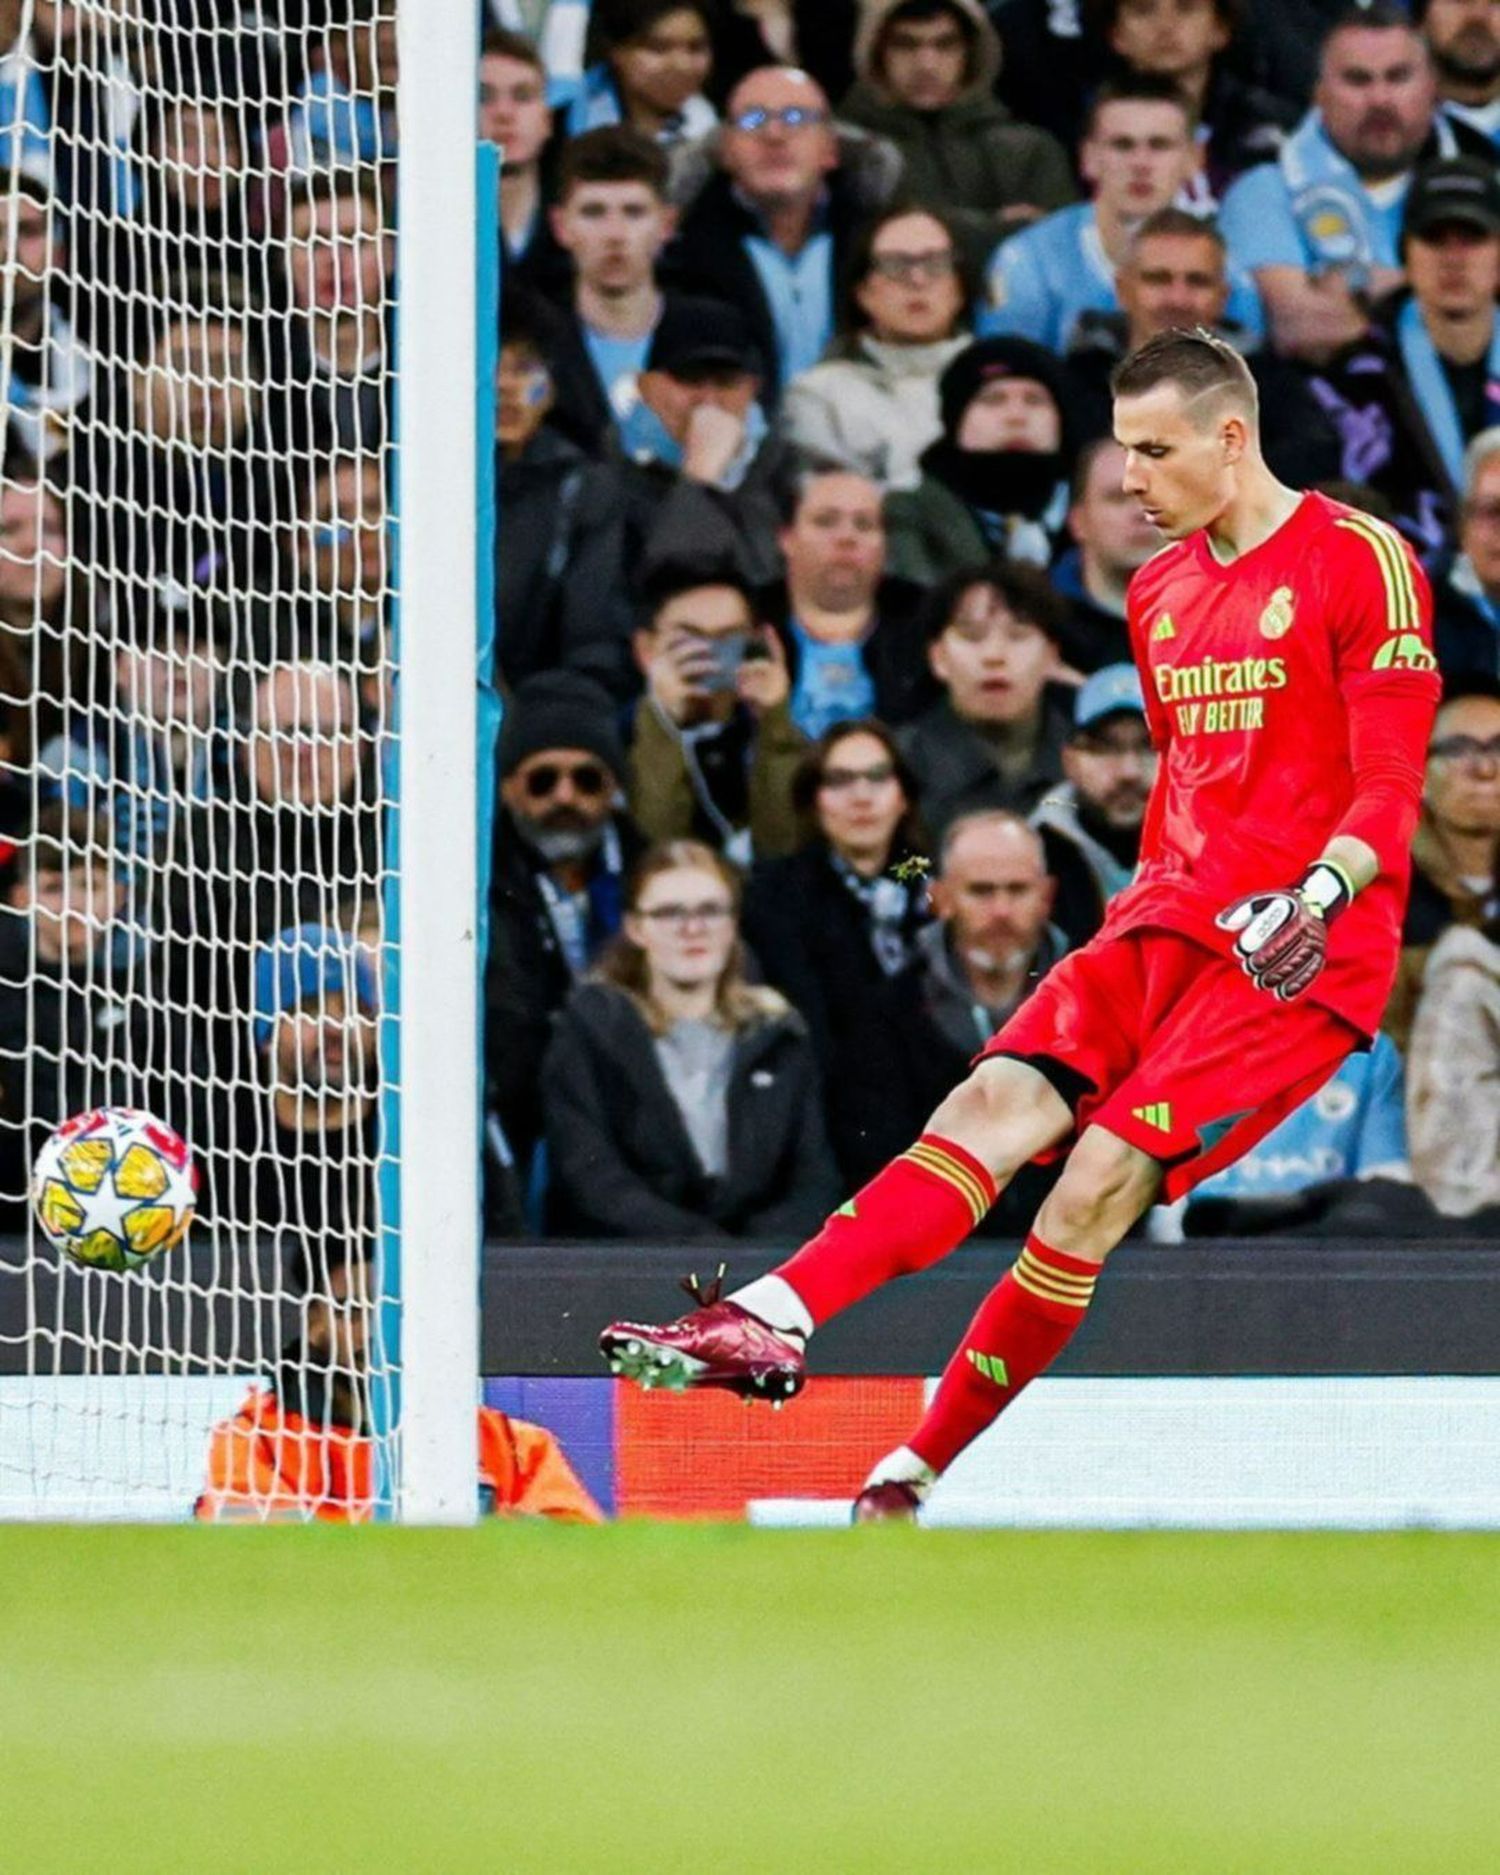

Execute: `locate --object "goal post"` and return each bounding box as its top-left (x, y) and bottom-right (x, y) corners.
top-left (0, 0), bottom-right (489, 1524)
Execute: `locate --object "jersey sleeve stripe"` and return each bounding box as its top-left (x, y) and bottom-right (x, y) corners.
top-left (1334, 514), bottom-right (1417, 635)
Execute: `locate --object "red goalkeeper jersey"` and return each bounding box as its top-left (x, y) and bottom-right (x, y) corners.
top-left (1106, 491), bottom-right (1441, 1036)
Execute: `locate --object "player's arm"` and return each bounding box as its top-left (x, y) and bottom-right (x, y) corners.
top-left (1218, 516), bottom-right (1440, 1001)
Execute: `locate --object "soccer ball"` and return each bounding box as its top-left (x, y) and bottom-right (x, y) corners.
top-left (31, 1107), bottom-right (198, 1272)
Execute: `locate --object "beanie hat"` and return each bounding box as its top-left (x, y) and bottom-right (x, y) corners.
top-left (253, 924), bottom-right (376, 1051)
top-left (497, 671), bottom-right (626, 781)
top-left (938, 335), bottom-right (1071, 441)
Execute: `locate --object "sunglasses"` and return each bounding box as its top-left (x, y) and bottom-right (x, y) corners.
top-left (1429, 734), bottom-right (1500, 767)
top-left (521, 761), bottom-right (611, 800)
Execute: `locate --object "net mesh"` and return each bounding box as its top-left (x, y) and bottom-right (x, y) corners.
top-left (0, 0), bottom-right (400, 1519)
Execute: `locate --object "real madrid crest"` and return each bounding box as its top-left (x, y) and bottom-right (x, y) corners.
top-left (1259, 586), bottom-right (1295, 640)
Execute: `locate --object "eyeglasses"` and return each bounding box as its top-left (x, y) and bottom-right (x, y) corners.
top-left (636, 901), bottom-right (734, 925)
top-left (727, 104), bottom-right (829, 134)
top-left (867, 249), bottom-right (955, 282)
top-left (1429, 733), bottom-right (1500, 767)
top-left (819, 761), bottom-right (897, 791)
top-left (520, 761), bottom-right (611, 800)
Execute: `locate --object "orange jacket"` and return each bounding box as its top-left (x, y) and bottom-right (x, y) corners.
top-left (195, 1392), bottom-right (603, 1524)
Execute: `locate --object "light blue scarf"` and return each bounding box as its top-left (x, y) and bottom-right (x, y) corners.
top-left (1280, 109), bottom-right (1458, 288)
top-left (1396, 295), bottom-right (1500, 492)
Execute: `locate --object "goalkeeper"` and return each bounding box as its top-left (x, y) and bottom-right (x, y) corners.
top-left (197, 1244), bottom-right (601, 1524)
top-left (600, 329), bottom-right (1441, 1518)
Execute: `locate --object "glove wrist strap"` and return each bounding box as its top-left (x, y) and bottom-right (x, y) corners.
top-left (1297, 861), bottom-right (1355, 922)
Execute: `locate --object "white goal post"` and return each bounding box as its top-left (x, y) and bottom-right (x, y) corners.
top-left (0, 0), bottom-right (485, 1524)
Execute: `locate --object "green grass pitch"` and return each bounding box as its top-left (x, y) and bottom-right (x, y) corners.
top-left (5, 1524), bottom-right (1499, 1872)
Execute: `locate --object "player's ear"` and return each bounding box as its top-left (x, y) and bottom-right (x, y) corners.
top-left (1221, 412), bottom-right (1248, 463)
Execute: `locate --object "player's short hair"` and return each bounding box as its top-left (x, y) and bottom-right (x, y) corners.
top-left (1127, 205), bottom-right (1227, 261)
top-left (921, 561), bottom-right (1066, 647)
top-left (1084, 73), bottom-right (1194, 139)
top-left (557, 124), bottom-right (670, 201)
top-left (1110, 327), bottom-right (1258, 427)
top-left (481, 25), bottom-right (546, 72)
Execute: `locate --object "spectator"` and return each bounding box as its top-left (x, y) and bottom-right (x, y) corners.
top-left (38, 583), bottom-right (231, 866)
top-left (760, 466), bottom-right (930, 738)
top-left (1406, 914), bottom-right (1500, 1216)
top-left (196, 1243), bottom-right (603, 1522)
top-left (284, 453), bottom-right (390, 657)
top-left (0, 803), bottom-right (195, 1227)
top-left (268, 169), bottom-right (392, 458)
top-left (0, 458), bottom-right (77, 791)
top-left (1421, 0), bottom-right (1500, 149)
top-left (1385, 676), bottom-right (1500, 1050)
top-left (542, 838), bottom-right (839, 1240)
top-left (1432, 427), bottom-right (1500, 678)
top-left (1050, 441), bottom-right (1161, 673)
top-left (1031, 662), bottom-right (1155, 947)
top-left (480, 28), bottom-right (571, 305)
top-left (1162, 1032), bottom-right (1411, 1235)
top-left (543, 127), bottom-right (684, 454)
top-left (0, 2), bottom-right (138, 217)
top-left (623, 296), bottom-right (788, 585)
top-left (742, 720), bottom-right (932, 1183)
top-left (708, 0), bottom-right (862, 105)
top-left (1090, 0), bottom-right (1300, 193)
top-left (777, 204), bottom-right (975, 490)
top-left (0, 166), bottom-right (96, 464)
top-left (493, 304), bottom-right (634, 698)
top-left (1220, 5), bottom-right (1488, 363)
top-left (283, 11), bottom-right (399, 175)
top-left (1067, 209), bottom-right (1344, 487)
top-left (896, 560), bottom-right (1074, 835)
top-left (980, 77), bottom-right (1265, 354)
top-left (127, 97), bottom-right (252, 316)
top-left (563, 0), bottom-right (718, 145)
top-left (628, 563), bottom-right (803, 864)
top-left (486, 671), bottom-right (642, 1181)
top-left (837, 0), bottom-right (1075, 265)
top-left (248, 923), bottom-right (378, 1241)
top-left (885, 336), bottom-right (1076, 580)
top-left (665, 64), bottom-right (902, 401)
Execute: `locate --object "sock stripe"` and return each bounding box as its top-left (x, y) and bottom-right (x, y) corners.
top-left (1012, 1250), bottom-right (1097, 1310)
top-left (901, 1141), bottom-right (993, 1226)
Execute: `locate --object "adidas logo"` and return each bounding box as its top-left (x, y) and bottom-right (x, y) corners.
top-left (966, 1349), bottom-right (1009, 1386)
top-left (1132, 1101), bottom-right (1174, 1132)
top-left (1151, 614), bottom-right (1176, 642)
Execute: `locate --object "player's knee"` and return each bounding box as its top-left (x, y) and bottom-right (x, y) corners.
top-left (929, 1056), bottom-right (1072, 1182)
top-left (1039, 1129), bottom-right (1159, 1253)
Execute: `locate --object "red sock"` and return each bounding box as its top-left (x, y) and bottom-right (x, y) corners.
top-left (775, 1134), bottom-right (998, 1327)
top-left (908, 1233), bottom-right (1100, 1476)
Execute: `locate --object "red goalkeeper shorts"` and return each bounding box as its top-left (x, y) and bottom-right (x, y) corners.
top-left (977, 927), bottom-right (1363, 1201)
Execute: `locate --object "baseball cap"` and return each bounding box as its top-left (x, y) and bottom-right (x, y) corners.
top-left (253, 923), bottom-right (376, 1050)
top-left (1404, 157), bottom-right (1500, 243)
top-left (646, 296), bottom-right (764, 379)
top-left (1072, 662), bottom-right (1145, 733)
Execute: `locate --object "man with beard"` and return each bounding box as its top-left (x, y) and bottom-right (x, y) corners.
top-left (1220, 6), bottom-right (1492, 362)
top-left (1030, 664), bottom-right (1156, 948)
top-left (885, 336), bottom-right (1078, 581)
top-left (1421, 0), bottom-right (1500, 147)
top-left (486, 672), bottom-right (643, 1193)
top-left (250, 924), bottom-right (379, 1242)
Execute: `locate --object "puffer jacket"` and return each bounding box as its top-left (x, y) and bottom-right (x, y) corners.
top-left (777, 331), bottom-right (971, 491)
top-left (1406, 924), bottom-right (1500, 1218)
top-left (838, 0), bottom-right (1075, 269)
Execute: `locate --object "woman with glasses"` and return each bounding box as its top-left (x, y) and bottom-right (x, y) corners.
top-left (542, 838), bottom-right (838, 1240)
top-left (778, 205), bottom-right (976, 491)
top-left (742, 720), bottom-right (936, 1184)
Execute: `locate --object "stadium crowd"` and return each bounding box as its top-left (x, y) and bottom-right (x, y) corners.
top-left (0, 0), bottom-right (1499, 1265)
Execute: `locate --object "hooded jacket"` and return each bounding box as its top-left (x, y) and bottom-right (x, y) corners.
top-left (541, 979), bottom-right (839, 1241)
top-left (1030, 778), bottom-right (1141, 949)
top-left (837, 0), bottom-right (1075, 268)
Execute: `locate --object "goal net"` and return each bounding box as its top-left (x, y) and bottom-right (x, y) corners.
top-left (0, 0), bottom-right (475, 1521)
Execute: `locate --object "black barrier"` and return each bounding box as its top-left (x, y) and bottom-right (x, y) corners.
top-left (5, 1237), bottom-right (1500, 1377)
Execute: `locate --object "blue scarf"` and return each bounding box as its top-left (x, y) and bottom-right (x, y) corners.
top-left (1396, 295), bottom-right (1500, 492)
top-left (1280, 109), bottom-right (1459, 287)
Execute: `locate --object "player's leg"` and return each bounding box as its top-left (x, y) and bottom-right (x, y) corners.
top-left (600, 1057), bottom-right (1075, 1396)
top-left (856, 1125), bottom-right (1161, 1515)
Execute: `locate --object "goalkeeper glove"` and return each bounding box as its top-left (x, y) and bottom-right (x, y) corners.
top-left (1215, 862), bottom-right (1355, 1002)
